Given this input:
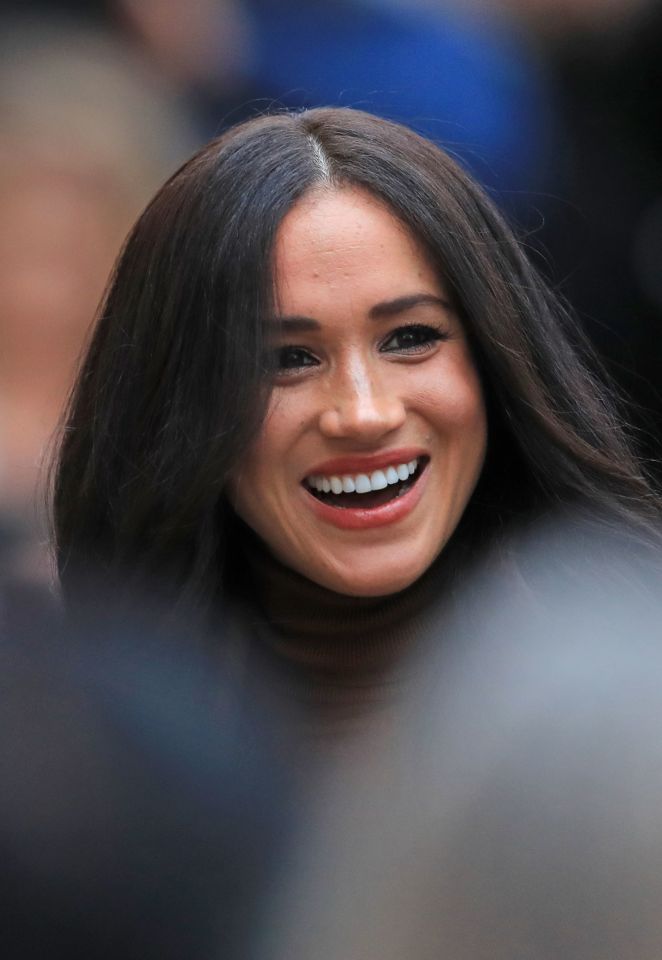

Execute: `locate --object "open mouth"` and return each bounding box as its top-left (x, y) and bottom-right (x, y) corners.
top-left (304, 456), bottom-right (429, 509)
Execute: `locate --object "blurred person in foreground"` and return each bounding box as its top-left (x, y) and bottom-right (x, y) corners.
top-left (1, 581), bottom-right (292, 959)
top-left (50, 108), bottom-right (662, 758)
top-left (0, 18), bottom-right (195, 584)
top-left (265, 517), bottom-right (662, 959)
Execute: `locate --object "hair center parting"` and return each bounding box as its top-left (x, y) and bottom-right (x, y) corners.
top-left (307, 135), bottom-right (333, 182)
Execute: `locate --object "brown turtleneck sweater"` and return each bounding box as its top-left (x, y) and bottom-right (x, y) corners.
top-left (228, 532), bottom-right (455, 744)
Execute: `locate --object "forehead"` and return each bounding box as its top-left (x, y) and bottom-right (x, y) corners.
top-left (273, 186), bottom-right (443, 308)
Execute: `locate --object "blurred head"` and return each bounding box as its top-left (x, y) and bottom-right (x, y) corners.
top-left (53, 108), bottom-right (657, 608)
top-left (0, 19), bottom-right (195, 580)
top-left (0, 583), bottom-right (291, 960)
top-left (264, 519), bottom-right (662, 960)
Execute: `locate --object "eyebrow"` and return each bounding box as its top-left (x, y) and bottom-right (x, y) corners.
top-left (369, 293), bottom-right (451, 319)
top-left (270, 293), bottom-right (451, 332)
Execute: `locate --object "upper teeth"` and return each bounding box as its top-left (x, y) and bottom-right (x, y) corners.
top-left (306, 459), bottom-right (419, 494)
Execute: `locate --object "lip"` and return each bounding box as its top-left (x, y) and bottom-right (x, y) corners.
top-left (302, 457), bottom-right (430, 531)
top-left (303, 446), bottom-right (427, 480)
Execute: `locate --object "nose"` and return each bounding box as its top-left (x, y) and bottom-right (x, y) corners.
top-left (317, 359), bottom-right (406, 442)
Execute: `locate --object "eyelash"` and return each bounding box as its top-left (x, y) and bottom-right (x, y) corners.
top-left (380, 323), bottom-right (449, 354)
top-left (272, 324), bottom-right (449, 377)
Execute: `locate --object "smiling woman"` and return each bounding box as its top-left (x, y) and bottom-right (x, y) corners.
top-left (227, 187), bottom-right (486, 597)
top-left (52, 108), bottom-right (660, 737)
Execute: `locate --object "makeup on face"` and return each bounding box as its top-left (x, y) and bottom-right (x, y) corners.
top-left (227, 186), bottom-right (487, 597)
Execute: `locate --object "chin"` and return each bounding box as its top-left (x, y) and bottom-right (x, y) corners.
top-left (313, 559), bottom-right (429, 598)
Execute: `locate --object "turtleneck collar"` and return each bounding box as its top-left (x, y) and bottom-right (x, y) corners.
top-left (227, 525), bottom-right (460, 732)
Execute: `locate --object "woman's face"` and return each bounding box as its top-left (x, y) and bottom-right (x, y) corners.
top-left (228, 186), bottom-right (487, 596)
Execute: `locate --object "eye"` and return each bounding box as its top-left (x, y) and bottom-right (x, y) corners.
top-left (272, 345), bottom-right (319, 375)
top-left (380, 324), bottom-right (448, 355)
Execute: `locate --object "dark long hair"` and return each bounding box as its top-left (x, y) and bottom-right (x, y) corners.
top-left (52, 107), bottom-right (660, 613)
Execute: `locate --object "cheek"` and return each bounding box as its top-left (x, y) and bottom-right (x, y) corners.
top-left (226, 394), bottom-right (304, 516)
top-left (415, 360), bottom-right (487, 442)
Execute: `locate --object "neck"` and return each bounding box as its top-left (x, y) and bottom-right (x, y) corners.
top-left (228, 526), bottom-right (459, 739)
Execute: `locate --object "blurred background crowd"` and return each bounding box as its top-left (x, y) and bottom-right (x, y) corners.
top-left (0, 0), bottom-right (661, 584)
